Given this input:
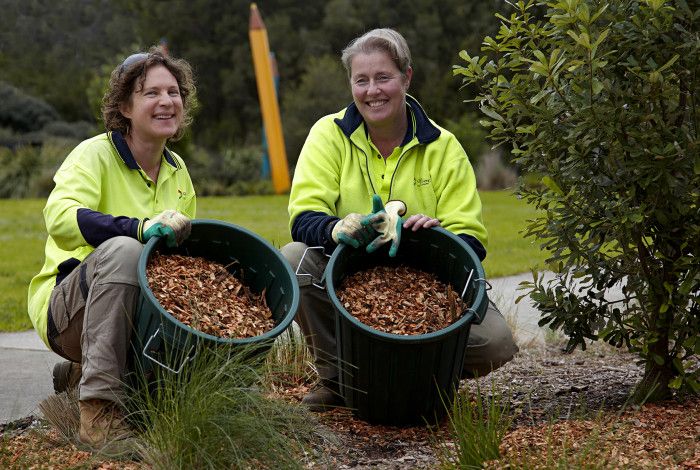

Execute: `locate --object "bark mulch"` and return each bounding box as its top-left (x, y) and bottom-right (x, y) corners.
top-left (2, 347), bottom-right (699, 469)
top-left (336, 265), bottom-right (467, 335)
top-left (146, 253), bottom-right (275, 338)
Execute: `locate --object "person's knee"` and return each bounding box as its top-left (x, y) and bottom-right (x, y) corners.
top-left (462, 342), bottom-right (518, 379)
top-left (483, 332), bottom-right (519, 367)
top-left (281, 242), bottom-right (328, 286)
top-left (463, 303), bottom-right (519, 377)
top-left (280, 241), bottom-right (308, 269)
top-left (95, 236), bottom-right (143, 283)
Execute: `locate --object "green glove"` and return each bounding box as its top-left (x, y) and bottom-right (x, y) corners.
top-left (141, 210), bottom-right (191, 247)
top-left (331, 213), bottom-right (377, 248)
top-left (362, 195), bottom-right (407, 257)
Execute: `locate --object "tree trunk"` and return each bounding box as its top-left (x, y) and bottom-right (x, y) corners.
top-left (632, 362), bottom-right (674, 403)
top-left (633, 323), bottom-right (674, 403)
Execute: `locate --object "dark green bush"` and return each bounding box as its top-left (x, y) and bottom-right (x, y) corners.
top-left (0, 145), bottom-right (42, 198)
top-left (0, 82), bottom-right (60, 133)
top-left (443, 110), bottom-right (490, 167)
top-left (0, 131), bottom-right (273, 198)
top-left (186, 144), bottom-right (272, 197)
top-left (457, 0), bottom-right (700, 400)
top-left (0, 138), bottom-right (78, 198)
top-left (37, 120), bottom-right (96, 140)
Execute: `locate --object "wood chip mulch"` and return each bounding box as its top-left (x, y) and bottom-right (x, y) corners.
top-left (146, 253), bottom-right (275, 339)
top-left (336, 265), bottom-right (468, 335)
top-left (489, 397), bottom-right (700, 469)
top-left (3, 348), bottom-right (700, 469)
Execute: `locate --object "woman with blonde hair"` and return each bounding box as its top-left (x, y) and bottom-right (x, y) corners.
top-left (283, 28), bottom-right (518, 411)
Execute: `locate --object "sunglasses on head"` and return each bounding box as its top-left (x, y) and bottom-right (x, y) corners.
top-left (117, 52), bottom-right (149, 77)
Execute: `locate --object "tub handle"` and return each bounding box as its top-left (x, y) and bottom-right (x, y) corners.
top-left (460, 269), bottom-right (475, 300)
top-left (295, 246), bottom-right (330, 290)
top-left (464, 307), bottom-right (484, 324)
top-left (474, 277), bottom-right (493, 291)
top-left (143, 327), bottom-right (196, 374)
top-left (459, 272), bottom-right (491, 324)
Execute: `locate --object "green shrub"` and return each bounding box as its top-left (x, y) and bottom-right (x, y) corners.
top-left (37, 120), bottom-right (96, 140)
top-left (0, 81), bottom-right (60, 133)
top-left (456, 0), bottom-right (700, 400)
top-left (186, 144), bottom-right (273, 197)
top-left (443, 110), bottom-right (490, 167)
top-left (0, 138), bottom-right (79, 198)
top-left (0, 145), bottom-right (41, 198)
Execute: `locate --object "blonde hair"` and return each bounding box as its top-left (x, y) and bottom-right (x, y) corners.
top-left (341, 28), bottom-right (412, 77)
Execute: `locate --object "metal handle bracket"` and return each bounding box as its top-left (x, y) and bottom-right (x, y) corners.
top-left (295, 246), bottom-right (330, 290)
top-left (142, 327), bottom-right (196, 374)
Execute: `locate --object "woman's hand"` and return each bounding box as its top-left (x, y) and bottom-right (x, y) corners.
top-left (142, 210), bottom-right (192, 247)
top-left (331, 213), bottom-right (377, 248)
top-left (363, 196), bottom-right (406, 257)
top-left (402, 214), bottom-right (441, 231)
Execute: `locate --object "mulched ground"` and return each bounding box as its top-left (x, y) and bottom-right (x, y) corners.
top-left (2, 344), bottom-right (699, 469)
top-left (301, 344), bottom-right (700, 469)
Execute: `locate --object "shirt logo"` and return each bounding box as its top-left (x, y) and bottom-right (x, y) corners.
top-left (413, 177), bottom-right (431, 187)
top-left (177, 189), bottom-right (186, 199)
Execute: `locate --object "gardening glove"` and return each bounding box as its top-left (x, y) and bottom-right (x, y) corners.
top-left (362, 195), bottom-right (407, 257)
top-left (331, 213), bottom-right (377, 249)
top-left (141, 210), bottom-right (191, 247)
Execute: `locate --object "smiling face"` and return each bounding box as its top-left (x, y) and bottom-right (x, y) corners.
top-left (350, 51), bottom-right (412, 131)
top-left (120, 65), bottom-right (183, 144)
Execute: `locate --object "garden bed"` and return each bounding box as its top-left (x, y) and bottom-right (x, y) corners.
top-left (3, 344), bottom-right (699, 469)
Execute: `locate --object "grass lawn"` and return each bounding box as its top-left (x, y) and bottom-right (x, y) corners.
top-left (0, 190), bottom-right (546, 332)
top-left (480, 191), bottom-right (547, 277)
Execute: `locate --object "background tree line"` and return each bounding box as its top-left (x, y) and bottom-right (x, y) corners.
top-left (0, 0), bottom-right (511, 197)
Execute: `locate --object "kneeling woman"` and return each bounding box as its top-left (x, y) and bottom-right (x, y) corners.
top-left (28, 47), bottom-right (197, 453)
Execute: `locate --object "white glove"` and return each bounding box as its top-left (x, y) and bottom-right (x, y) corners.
top-left (141, 210), bottom-right (191, 247)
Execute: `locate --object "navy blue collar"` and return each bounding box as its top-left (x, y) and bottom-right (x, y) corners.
top-left (109, 131), bottom-right (178, 169)
top-left (334, 94), bottom-right (441, 145)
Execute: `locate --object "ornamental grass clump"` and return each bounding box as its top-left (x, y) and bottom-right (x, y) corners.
top-left (126, 344), bottom-right (326, 469)
top-left (433, 382), bottom-right (513, 469)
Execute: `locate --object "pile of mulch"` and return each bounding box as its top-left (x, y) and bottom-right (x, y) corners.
top-left (147, 253), bottom-right (275, 338)
top-left (336, 265), bottom-right (467, 335)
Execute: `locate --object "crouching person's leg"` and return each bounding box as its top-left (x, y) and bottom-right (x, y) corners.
top-left (281, 242), bottom-right (343, 411)
top-left (462, 298), bottom-right (519, 378)
top-left (49, 236), bottom-right (142, 455)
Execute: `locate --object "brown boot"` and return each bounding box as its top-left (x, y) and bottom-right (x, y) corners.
top-left (301, 379), bottom-right (344, 412)
top-left (53, 361), bottom-right (81, 394)
top-left (79, 399), bottom-right (137, 457)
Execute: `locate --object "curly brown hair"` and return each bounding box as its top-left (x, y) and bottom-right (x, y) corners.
top-left (101, 46), bottom-right (197, 142)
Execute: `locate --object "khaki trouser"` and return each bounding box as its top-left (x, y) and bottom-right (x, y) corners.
top-left (281, 241), bottom-right (519, 381)
top-left (47, 236), bottom-right (142, 402)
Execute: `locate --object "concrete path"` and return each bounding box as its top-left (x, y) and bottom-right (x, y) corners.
top-left (0, 330), bottom-right (63, 424)
top-left (0, 272), bottom-right (551, 425)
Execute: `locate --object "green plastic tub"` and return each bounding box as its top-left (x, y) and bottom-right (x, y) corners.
top-left (326, 227), bottom-right (487, 425)
top-left (130, 219), bottom-right (299, 377)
